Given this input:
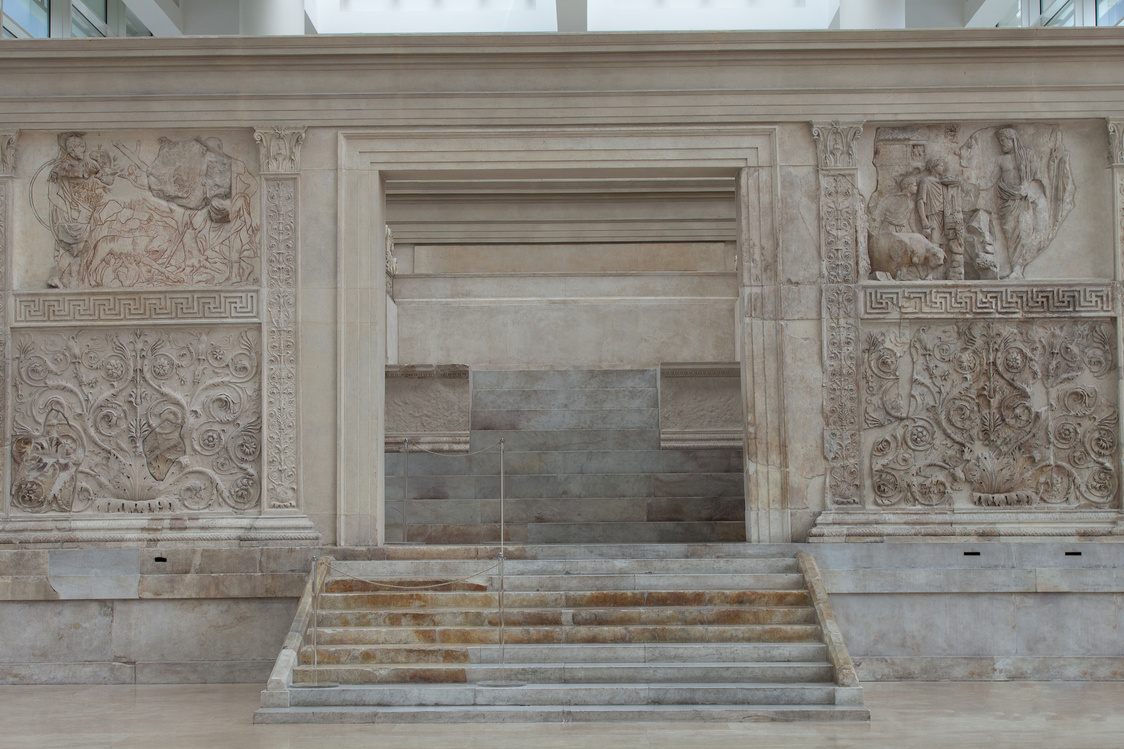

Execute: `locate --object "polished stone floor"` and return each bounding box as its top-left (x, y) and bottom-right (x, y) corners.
top-left (0, 681), bottom-right (1118, 748)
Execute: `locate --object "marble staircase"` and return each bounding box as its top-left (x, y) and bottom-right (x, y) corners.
top-left (256, 545), bottom-right (867, 723)
top-left (386, 369), bottom-right (746, 545)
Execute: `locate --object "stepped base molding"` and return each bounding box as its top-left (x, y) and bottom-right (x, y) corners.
top-left (0, 515), bottom-right (321, 546)
top-left (809, 510), bottom-right (1121, 541)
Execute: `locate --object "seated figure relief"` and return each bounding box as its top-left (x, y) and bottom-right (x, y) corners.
top-left (865, 124), bottom-right (1074, 281)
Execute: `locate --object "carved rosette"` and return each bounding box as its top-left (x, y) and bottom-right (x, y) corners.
top-left (255, 127), bottom-right (306, 175)
top-left (815, 121), bottom-right (865, 507)
top-left (264, 178), bottom-right (300, 509)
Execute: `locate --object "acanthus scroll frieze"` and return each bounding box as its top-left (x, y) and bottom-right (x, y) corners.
top-left (10, 327), bottom-right (262, 515)
top-left (862, 320), bottom-right (1118, 510)
top-left (254, 126), bottom-right (307, 175)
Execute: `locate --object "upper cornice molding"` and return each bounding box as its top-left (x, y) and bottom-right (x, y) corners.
top-left (3, 28), bottom-right (1124, 66)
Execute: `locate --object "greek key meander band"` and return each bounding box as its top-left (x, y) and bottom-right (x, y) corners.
top-left (862, 284), bottom-right (1114, 318)
top-left (13, 290), bottom-right (259, 324)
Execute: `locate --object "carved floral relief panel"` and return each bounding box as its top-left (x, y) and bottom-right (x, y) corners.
top-left (10, 326), bottom-right (262, 514)
top-left (16, 131), bottom-right (259, 289)
top-left (861, 319), bottom-right (1118, 510)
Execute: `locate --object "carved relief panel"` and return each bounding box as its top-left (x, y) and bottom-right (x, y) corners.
top-left (17, 131), bottom-right (260, 290)
top-left (862, 319), bottom-right (1118, 510)
top-left (866, 124), bottom-right (1076, 282)
top-left (10, 327), bottom-right (262, 514)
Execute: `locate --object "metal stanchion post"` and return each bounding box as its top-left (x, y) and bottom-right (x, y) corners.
top-left (403, 438), bottom-right (410, 544)
top-left (479, 438), bottom-right (523, 688)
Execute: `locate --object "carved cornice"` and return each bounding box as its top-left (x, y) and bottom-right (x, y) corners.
top-left (386, 364), bottom-right (470, 380)
top-left (812, 121), bottom-right (864, 171)
top-left (0, 131), bottom-right (15, 176)
top-left (660, 363), bottom-right (740, 378)
top-left (1110, 120), bottom-right (1124, 166)
top-left (254, 126), bottom-right (307, 174)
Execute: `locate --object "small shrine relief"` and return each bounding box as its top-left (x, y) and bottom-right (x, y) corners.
top-left (866, 124), bottom-right (1075, 281)
top-left (32, 132), bottom-right (259, 289)
top-left (10, 327), bottom-right (262, 514)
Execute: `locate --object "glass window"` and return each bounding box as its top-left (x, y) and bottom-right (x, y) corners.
top-left (1040, 0), bottom-right (1076, 25)
top-left (1099, 0), bottom-right (1124, 25)
top-left (4, 0), bottom-right (50, 37)
top-left (71, 7), bottom-right (105, 35)
top-left (79, 0), bottom-right (107, 22)
top-left (996, 0), bottom-right (1023, 26)
top-left (124, 7), bottom-right (152, 36)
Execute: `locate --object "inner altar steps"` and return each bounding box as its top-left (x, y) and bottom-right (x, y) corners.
top-left (255, 544), bottom-right (867, 723)
top-left (385, 369), bottom-right (745, 545)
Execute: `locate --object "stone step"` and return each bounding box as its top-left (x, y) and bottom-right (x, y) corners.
top-left (491, 573), bottom-right (805, 592)
top-left (472, 369), bottom-right (657, 391)
top-left (284, 682), bottom-right (840, 707)
top-left (293, 661), bottom-right (834, 685)
top-left (317, 589), bottom-right (812, 610)
top-left (515, 543), bottom-right (803, 560)
top-left (387, 450), bottom-right (743, 479)
top-left (256, 703), bottom-right (871, 724)
top-left (312, 605), bottom-right (816, 628)
top-left (326, 556), bottom-right (799, 579)
top-left (308, 623), bottom-right (823, 646)
top-left (290, 641), bottom-right (829, 665)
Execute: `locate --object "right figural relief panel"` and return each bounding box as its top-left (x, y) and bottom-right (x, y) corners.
top-left (866, 124), bottom-right (1085, 282)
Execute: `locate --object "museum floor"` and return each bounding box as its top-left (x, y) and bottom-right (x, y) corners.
top-left (0, 681), bottom-right (1118, 748)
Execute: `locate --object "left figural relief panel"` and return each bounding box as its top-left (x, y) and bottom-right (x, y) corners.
top-left (14, 131), bottom-right (260, 290)
top-left (10, 326), bottom-right (263, 515)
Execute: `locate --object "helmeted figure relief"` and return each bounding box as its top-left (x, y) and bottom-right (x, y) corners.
top-left (865, 124), bottom-right (1074, 281)
top-left (34, 133), bottom-right (259, 288)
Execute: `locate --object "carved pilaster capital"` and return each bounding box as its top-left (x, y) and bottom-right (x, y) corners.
top-left (811, 121), bottom-right (864, 171)
top-left (254, 126), bottom-right (307, 175)
top-left (0, 131), bottom-right (17, 176)
top-left (1109, 120), bottom-right (1124, 166)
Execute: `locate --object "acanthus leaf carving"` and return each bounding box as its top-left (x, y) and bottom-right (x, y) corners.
top-left (10, 327), bottom-right (262, 514)
top-left (812, 121), bottom-right (864, 171)
top-left (862, 320), bottom-right (1118, 509)
top-left (254, 126), bottom-right (306, 175)
top-left (1109, 120), bottom-right (1124, 167)
top-left (0, 131), bottom-right (17, 176)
